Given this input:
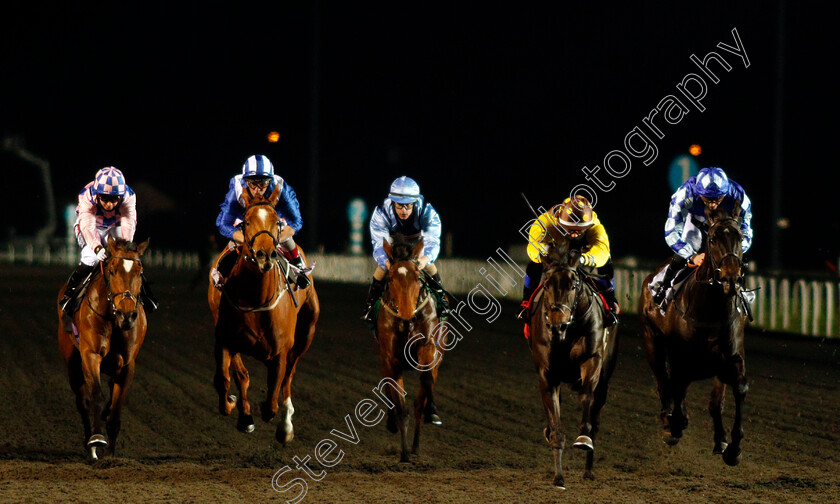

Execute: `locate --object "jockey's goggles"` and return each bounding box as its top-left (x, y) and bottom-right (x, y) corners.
top-left (246, 177), bottom-right (271, 189)
top-left (98, 194), bottom-right (122, 204)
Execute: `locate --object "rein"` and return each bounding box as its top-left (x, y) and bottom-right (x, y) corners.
top-left (541, 265), bottom-right (596, 331)
top-left (89, 254), bottom-right (144, 320)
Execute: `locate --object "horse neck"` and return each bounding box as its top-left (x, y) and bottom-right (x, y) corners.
top-left (681, 274), bottom-right (739, 324)
top-left (230, 255), bottom-right (278, 301)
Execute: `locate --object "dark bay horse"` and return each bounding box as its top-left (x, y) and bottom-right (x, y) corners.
top-left (639, 203), bottom-right (748, 466)
top-left (375, 234), bottom-right (445, 462)
top-left (208, 185), bottom-right (319, 444)
top-left (56, 236), bottom-right (150, 460)
top-left (527, 235), bottom-right (618, 489)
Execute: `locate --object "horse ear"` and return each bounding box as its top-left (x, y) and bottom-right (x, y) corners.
top-left (732, 199), bottom-right (742, 219)
top-left (411, 238), bottom-right (425, 260)
top-left (383, 238), bottom-right (393, 263)
top-left (267, 182), bottom-right (281, 206)
top-left (107, 234), bottom-right (117, 254)
top-left (137, 238), bottom-right (150, 256)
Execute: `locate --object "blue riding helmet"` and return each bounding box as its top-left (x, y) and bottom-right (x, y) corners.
top-left (696, 167), bottom-right (730, 198)
top-left (241, 154), bottom-right (274, 179)
top-left (93, 167), bottom-right (127, 196)
top-left (389, 176), bottom-right (422, 204)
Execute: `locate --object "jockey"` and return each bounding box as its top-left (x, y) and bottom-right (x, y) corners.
top-left (519, 195), bottom-right (618, 326)
top-left (361, 176), bottom-right (450, 323)
top-left (59, 166), bottom-right (157, 314)
top-left (653, 166), bottom-right (753, 306)
top-left (215, 154), bottom-right (310, 288)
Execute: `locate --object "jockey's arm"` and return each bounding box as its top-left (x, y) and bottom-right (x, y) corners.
top-left (580, 218), bottom-right (610, 268)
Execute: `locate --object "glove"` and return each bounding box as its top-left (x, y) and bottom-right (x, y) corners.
top-left (95, 246), bottom-right (108, 262)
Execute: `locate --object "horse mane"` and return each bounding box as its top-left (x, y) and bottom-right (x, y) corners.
top-left (389, 233), bottom-right (421, 262)
top-left (110, 237), bottom-right (139, 252)
top-left (544, 235), bottom-right (576, 269)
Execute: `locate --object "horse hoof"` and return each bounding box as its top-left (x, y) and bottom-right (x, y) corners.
top-left (552, 475), bottom-right (566, 490)
top-left (722, 446), bottom-right (742, 466)
top-left (713, 442), bottom-right (728, 455)
top-left (663, 432), bottom-right (681, 446)
top-left (87, 434), bottom-right (108, 448)
top-left (424, 413), bottom-right (442, 426)
top-left (237, 414), bottom-right (256, 433)
top-left (573, 435), bottom-right (594, 451)
top-left (400, 453), bottom-right (410, 463)
top-left (276, 427), bottom-right (294, 445)
top-left (543, 427), bottom-right (551, 444)
top-left (228, 394), bottom-right (237, 404)
top-left (583, 470), bottom-right (595, 481)
top-left (261, 401), bottom-right (278, 423)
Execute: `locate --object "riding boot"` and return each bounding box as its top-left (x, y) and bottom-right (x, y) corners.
top-left (140, 273), bottom-right (159, 313)
top-left (601, 288), bottom-right (619, 327)
top-left (289, 255), bottom-right (311, 289)
top-left (429, 272), bottom-right (450, 318)
top-left (59, 263), bottom-right (95, 315)
top-left (653, 255), bottom-right (687, 306)
top-left (361, 277), bottom-right (387, 323)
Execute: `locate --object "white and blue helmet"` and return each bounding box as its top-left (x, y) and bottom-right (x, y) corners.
top-left (696, 167), bottom-right (730, 198)
top-left (93, 166), bottom-right (127, 196)
top-left (388, 176), bottom-right (421, 204)
top-left (241, 154), bottom-right (274, 179)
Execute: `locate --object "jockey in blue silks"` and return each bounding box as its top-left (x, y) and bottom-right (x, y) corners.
top-left (653, 166), bottom-right (753, 306)
top-left (361, 176), bottom-right (450, 323)
top-left (216, 154), bottom-right (311, 288)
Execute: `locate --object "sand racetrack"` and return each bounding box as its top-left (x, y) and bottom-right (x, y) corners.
top-left (1, 264), bottom-right (838, 504)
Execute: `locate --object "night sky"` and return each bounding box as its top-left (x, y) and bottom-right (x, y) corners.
top-left (2, 2), bottom-right (836, 272)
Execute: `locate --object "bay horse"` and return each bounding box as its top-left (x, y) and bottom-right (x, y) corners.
top-left (639, 202), bottom-right (748, 466)
top-left (527, 234), bottom-right (618, 489)
top-left (208, 184), bottom-right (319, 444)
top-left (56, 236), bottom-right (150, 460)
top-left (375, 234), bottom-right (445, 462)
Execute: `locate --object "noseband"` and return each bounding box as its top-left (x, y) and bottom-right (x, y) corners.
top-left (544, 266), bottom-right (584, 330)
top-left (98, 255), bottom-right (143, 318)
top-left (243, 201), bottom-right (280, 264)
top-left (703, 218), bottom-right (745, 286)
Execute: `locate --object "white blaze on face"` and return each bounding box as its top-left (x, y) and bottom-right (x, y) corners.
top-left (122, 258), bottom-right (133, 274)
top-left (256, 207), bottom-right (270, 223)
top-left (397, 266), bottom-right (408, 276)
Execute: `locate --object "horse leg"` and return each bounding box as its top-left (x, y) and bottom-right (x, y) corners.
top-left (66, 348), bottom-right (93, 450)
top-left (641, 321), bottom-right (672, 435)
top-left (266, 355), bottom-right (290, 444)
top-left (579, 357), bottom-right (610, 480)
top-left (105, 361), bottom-right (135, 457)
top-left (230, 354), bottom-right (255, 433)
top-left (412, 345), bottom-right (442, 455)
top-left (213, 340), bottom-right (236, 416)
top-left (710, 378), bottom-right (728, 454)
top-left (537, 369), bottom-right (565, 489)
top-left (723, 356), bottom-right (748, 466)
top-left (668, 377), bottom-right (689, 443)
top-left (81, 350), bottom-right (108, 460)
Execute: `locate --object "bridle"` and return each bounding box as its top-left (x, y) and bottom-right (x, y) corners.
top-left (702, 217), bottom-right (745, 286)
top-left (242, 201), bottom-right (281, 265)
top-left (543, 266), bottom-right (591, 332)
top-left (381, 259), bottom-right (431, 323)
top-left (89, 254), bottom-right (143, 319)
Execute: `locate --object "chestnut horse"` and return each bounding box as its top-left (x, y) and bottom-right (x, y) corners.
top-left (56, 236), bottom-right (150, 460)
top-left (639, 203), bottom-right (748, 466)
top-left (375, 234), bottom-right (445, 462)
top-left (528, 235), bottom-right (618, 489)
top-left (208, 185), bottom-right (319, 444)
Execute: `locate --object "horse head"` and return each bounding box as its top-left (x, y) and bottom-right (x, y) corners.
top-left (703, 201), bottom-right (745, 296)
top-left (539, 236), bottom-right (582, 342)
top-left (241, 184), bottom-right (283, 273)
top-left (383, 234), bottom-right (425, 334)
top-left (104, 235), bottom-right (149, 331)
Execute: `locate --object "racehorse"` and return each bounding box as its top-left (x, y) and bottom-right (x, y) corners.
top-left (208, 185), bottom-right (319, 444)
top-left (527, 234), bottom-right (619, 489)
top-left (639, 202), bottom-right (748, 466)
top-left (56, 236), bottom-right (150, 460)
top-left (375, 233), bottom-right (445, 462)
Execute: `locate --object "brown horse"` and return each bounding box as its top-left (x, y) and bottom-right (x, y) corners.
top-left (375, 234), bottom-right (445, 462)
top-left (208, 184), bottom-right (319, 443)
top-left (527, 235), bottom-right (618, 489)
top-left (639, 202), bottom-right (748, 466)
top-left (56, 236), bottom-right (150, 460)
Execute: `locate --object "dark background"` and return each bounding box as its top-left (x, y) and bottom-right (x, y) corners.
top-left (1, 2), bottom-right (836, 272)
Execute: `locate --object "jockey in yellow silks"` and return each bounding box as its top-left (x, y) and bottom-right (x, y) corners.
top-left (520, 195), bottom-right (618, 326)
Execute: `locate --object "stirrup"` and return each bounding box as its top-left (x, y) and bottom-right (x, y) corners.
top-left (517, 305), bottom-right (530, 322)
top-left (361, 305), bottom-right (375, 323)
top-left (295, 274), bottom-right (311, 289)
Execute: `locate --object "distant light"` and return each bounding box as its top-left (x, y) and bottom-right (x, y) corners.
top-left (777, 217), bottom-right (790, 229)
top-left (267, 131), bottom-right (280, 143)
top-left (689, 144), bottom-right (702, 156)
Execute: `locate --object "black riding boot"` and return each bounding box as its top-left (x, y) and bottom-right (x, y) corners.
top-left (140, 273), bottom-right (159, 313)
top-left (429, 273), bottom-right (450, 318)
top-left (602, 288), bottom-right (619, 327)
top-left (59, 263), bottom-right (95, 314)
top-left (289, 255), bottom-right (311, 289)
top-left (361, 277), bottom-right (387, 323)
top-left (653, 255), bottom-right (687, 306)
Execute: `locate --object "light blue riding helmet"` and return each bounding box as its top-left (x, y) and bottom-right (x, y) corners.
top-left (696, 167), bottom-right (730, 198)
top-left (389, 176), bottom-right (422, 204)
top-left (241, 154), bottom-right (274, 179)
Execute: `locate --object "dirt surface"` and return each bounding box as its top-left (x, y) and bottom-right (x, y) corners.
top-left (1, 264), bottom-right (839, 504)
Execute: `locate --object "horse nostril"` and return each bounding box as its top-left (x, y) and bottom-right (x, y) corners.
top-left (270, 250), bottom-right (279, 261)
top-left (129, 311), bottom-right (138, 323)
top-left (257, 250), bottom-right (266, 260)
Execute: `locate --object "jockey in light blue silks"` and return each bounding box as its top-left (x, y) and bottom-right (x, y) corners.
top-left (653, 166), bottom-right (754, 306)
top-left (361, 176), bottom-right (450, 323)
top-left (215, 154), bottom-right (311, 288)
